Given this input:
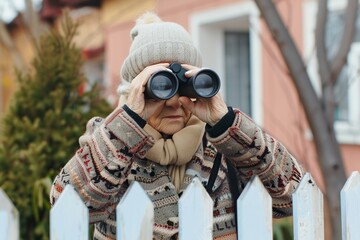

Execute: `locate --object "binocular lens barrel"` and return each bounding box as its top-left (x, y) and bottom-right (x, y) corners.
top-left (192, 70), bottom-right (220, 98)
top-left (145, 71), bottom-right (178, 100)
top-left (145, 63), bottom-right (220, 100)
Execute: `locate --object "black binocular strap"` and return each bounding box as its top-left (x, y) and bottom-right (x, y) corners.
top-left (206, 154), bottom-right (241, 236)
top-left (206, 154), bottom-right (241, 228)
top-left (226, 158), bottom-right (241, 229)
top-left (205, 152), bottom-right (222, 193)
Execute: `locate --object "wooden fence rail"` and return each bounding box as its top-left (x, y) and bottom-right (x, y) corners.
top-left (1, 171), bottom-right (360, 239)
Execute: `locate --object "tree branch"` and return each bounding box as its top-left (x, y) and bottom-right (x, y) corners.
top-left (330, 0), bottom-right (358, 83)
top-left (253, 0), bottom-right (324, 128)
top-left (315, 0), bottom-right (331, 88)
top-left (253, 1), bottom-right (350, 239)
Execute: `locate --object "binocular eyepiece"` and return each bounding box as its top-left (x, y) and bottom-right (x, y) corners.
top-left (145, 62), bottom-right (221, 100)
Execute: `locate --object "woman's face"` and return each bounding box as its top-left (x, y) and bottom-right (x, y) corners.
top-left (147, 94), bottom-right (191, 135)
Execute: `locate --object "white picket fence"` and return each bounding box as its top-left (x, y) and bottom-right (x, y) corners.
top-left (1, 171), bottom-right (360, 239)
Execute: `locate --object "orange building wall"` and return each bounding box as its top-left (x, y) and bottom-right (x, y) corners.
top-left (106, 21), bottom-right (133, 99)
top-left (12, 25), bottom-right (36, 67)
top-left (259, 1), bottom-right (314, 164)
top-left (0, 45), bottom-right (16, 112)
top-left (103, 0), bottom-right (156, 100)
top-left (0, 24), bottom-right (35, 114)
top-left (342, 145), bottom-right (360, 174)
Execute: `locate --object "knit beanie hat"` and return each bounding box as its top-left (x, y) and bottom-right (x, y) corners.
top-left (120, 12), bottom-right (203, 82)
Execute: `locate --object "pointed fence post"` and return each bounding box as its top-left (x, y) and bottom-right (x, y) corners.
top-left (0, 189), bottom-right (19, 240)
top-left (341, 171), bottom-right (360, 240)
top-left (237, 175), bottom-right (272, 240)
top-left (50, 185), bottom-right (89, 240)
top-left (116, 181), bottom-right (154, 240)
top-left (293, 172), bottom-right (324, 240)
top-left (178, 177), bottom-right (213, 240)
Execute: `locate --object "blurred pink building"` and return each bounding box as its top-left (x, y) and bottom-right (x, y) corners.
top-left (95, 0), bottom-right (359, 191)
top-left (37, 0), bottom-right (360, 189)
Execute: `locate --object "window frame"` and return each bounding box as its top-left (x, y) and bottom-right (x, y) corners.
top-left (304, 0), bottom-right (360, 145)
top-left (190, 2), bottom-right (262, 125)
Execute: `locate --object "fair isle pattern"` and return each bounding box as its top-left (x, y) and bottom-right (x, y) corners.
top-left (50, 107), bottom-right (304, 240)
top-left (207, 109), bottom-right (303, 217)
top-left (214, 233), bottom-right (237, 240)
top-left (129, 160), bottom-right (179, 239)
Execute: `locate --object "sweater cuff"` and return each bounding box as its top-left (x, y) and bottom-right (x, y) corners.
top-left (206, 107), bottom-right (235, 138)
top-left (122, 104), bottom-right (147, 128)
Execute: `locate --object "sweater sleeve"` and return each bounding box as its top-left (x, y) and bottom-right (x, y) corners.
top-left (206, 108), bottom-right (304, 218)
top-left (50, 107), bottom-right (154, 223)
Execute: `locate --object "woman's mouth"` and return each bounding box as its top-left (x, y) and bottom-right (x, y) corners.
top-left (164, 115), bottom-right (182, 119)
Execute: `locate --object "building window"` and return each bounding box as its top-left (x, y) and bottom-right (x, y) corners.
top-left (334, 67), bottom-right (349, 122)
top-left (224, 32), bottom-right (252, 116)
top-left (190, 2), bottom-right (261, 124)
top-left (326, 10), bottom-right (351, 123)
top-left (304, 1), bottom-right (360, 144)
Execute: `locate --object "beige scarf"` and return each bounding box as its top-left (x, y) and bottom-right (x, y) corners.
top-left (144, 116), bottom-right (205, 192)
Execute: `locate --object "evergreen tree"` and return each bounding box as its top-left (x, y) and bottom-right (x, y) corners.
top-left (0, 15), bottom-right (112, 239)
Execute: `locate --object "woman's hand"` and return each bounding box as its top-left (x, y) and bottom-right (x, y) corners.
top-left (126, 63), bottom-right (169, 120)
top-left (178, 64), bottom-right (228, 126)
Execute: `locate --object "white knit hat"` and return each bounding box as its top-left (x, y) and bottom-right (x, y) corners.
top-left (120, 12), bottom-right (203, 82)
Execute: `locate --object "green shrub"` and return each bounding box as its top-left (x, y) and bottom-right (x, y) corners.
top-left (0, 14), bottom-right (111, 240)
top-left (273, 217), bottom-right (293, 240)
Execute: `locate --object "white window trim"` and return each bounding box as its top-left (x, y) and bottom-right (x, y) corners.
top-left (190, 2), bottom-right (262, 126)
top-left (304, 0), bottom-right (360, 144)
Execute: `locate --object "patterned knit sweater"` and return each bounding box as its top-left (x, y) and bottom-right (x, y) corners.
top-left (50, 106), bottom-right (303, 240)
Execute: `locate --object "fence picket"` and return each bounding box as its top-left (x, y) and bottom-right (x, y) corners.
top-left (292, 172), bottom-right (324, 240)
top-left (0, 189), bottom-right (19, 240)
top-left (50, 184), bottom-right (89, 240)
top-left (5, 171), bottom-right (360, 239)
top-left (341, 171), bottom-right (360, 240)
top-left (116, 181), bottom-right (154, 240)
top-left (237, 175), bottom-right (272, 240)
top-left (178, 177), bottom-right (213, 240)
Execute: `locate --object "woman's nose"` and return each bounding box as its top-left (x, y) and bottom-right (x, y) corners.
top-left (165, 93), bottom-right (181, 108)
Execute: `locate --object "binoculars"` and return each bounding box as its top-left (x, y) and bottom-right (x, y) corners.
top-left (145, 62), bottom-right (220, 100)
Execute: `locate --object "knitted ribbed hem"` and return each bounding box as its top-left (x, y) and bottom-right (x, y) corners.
top-left (120, 41), bottom-right (202, 82)
top-left (206, 107), bottom-right (235, 138)
top-left (122, 104), bottom-right (146, 128)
